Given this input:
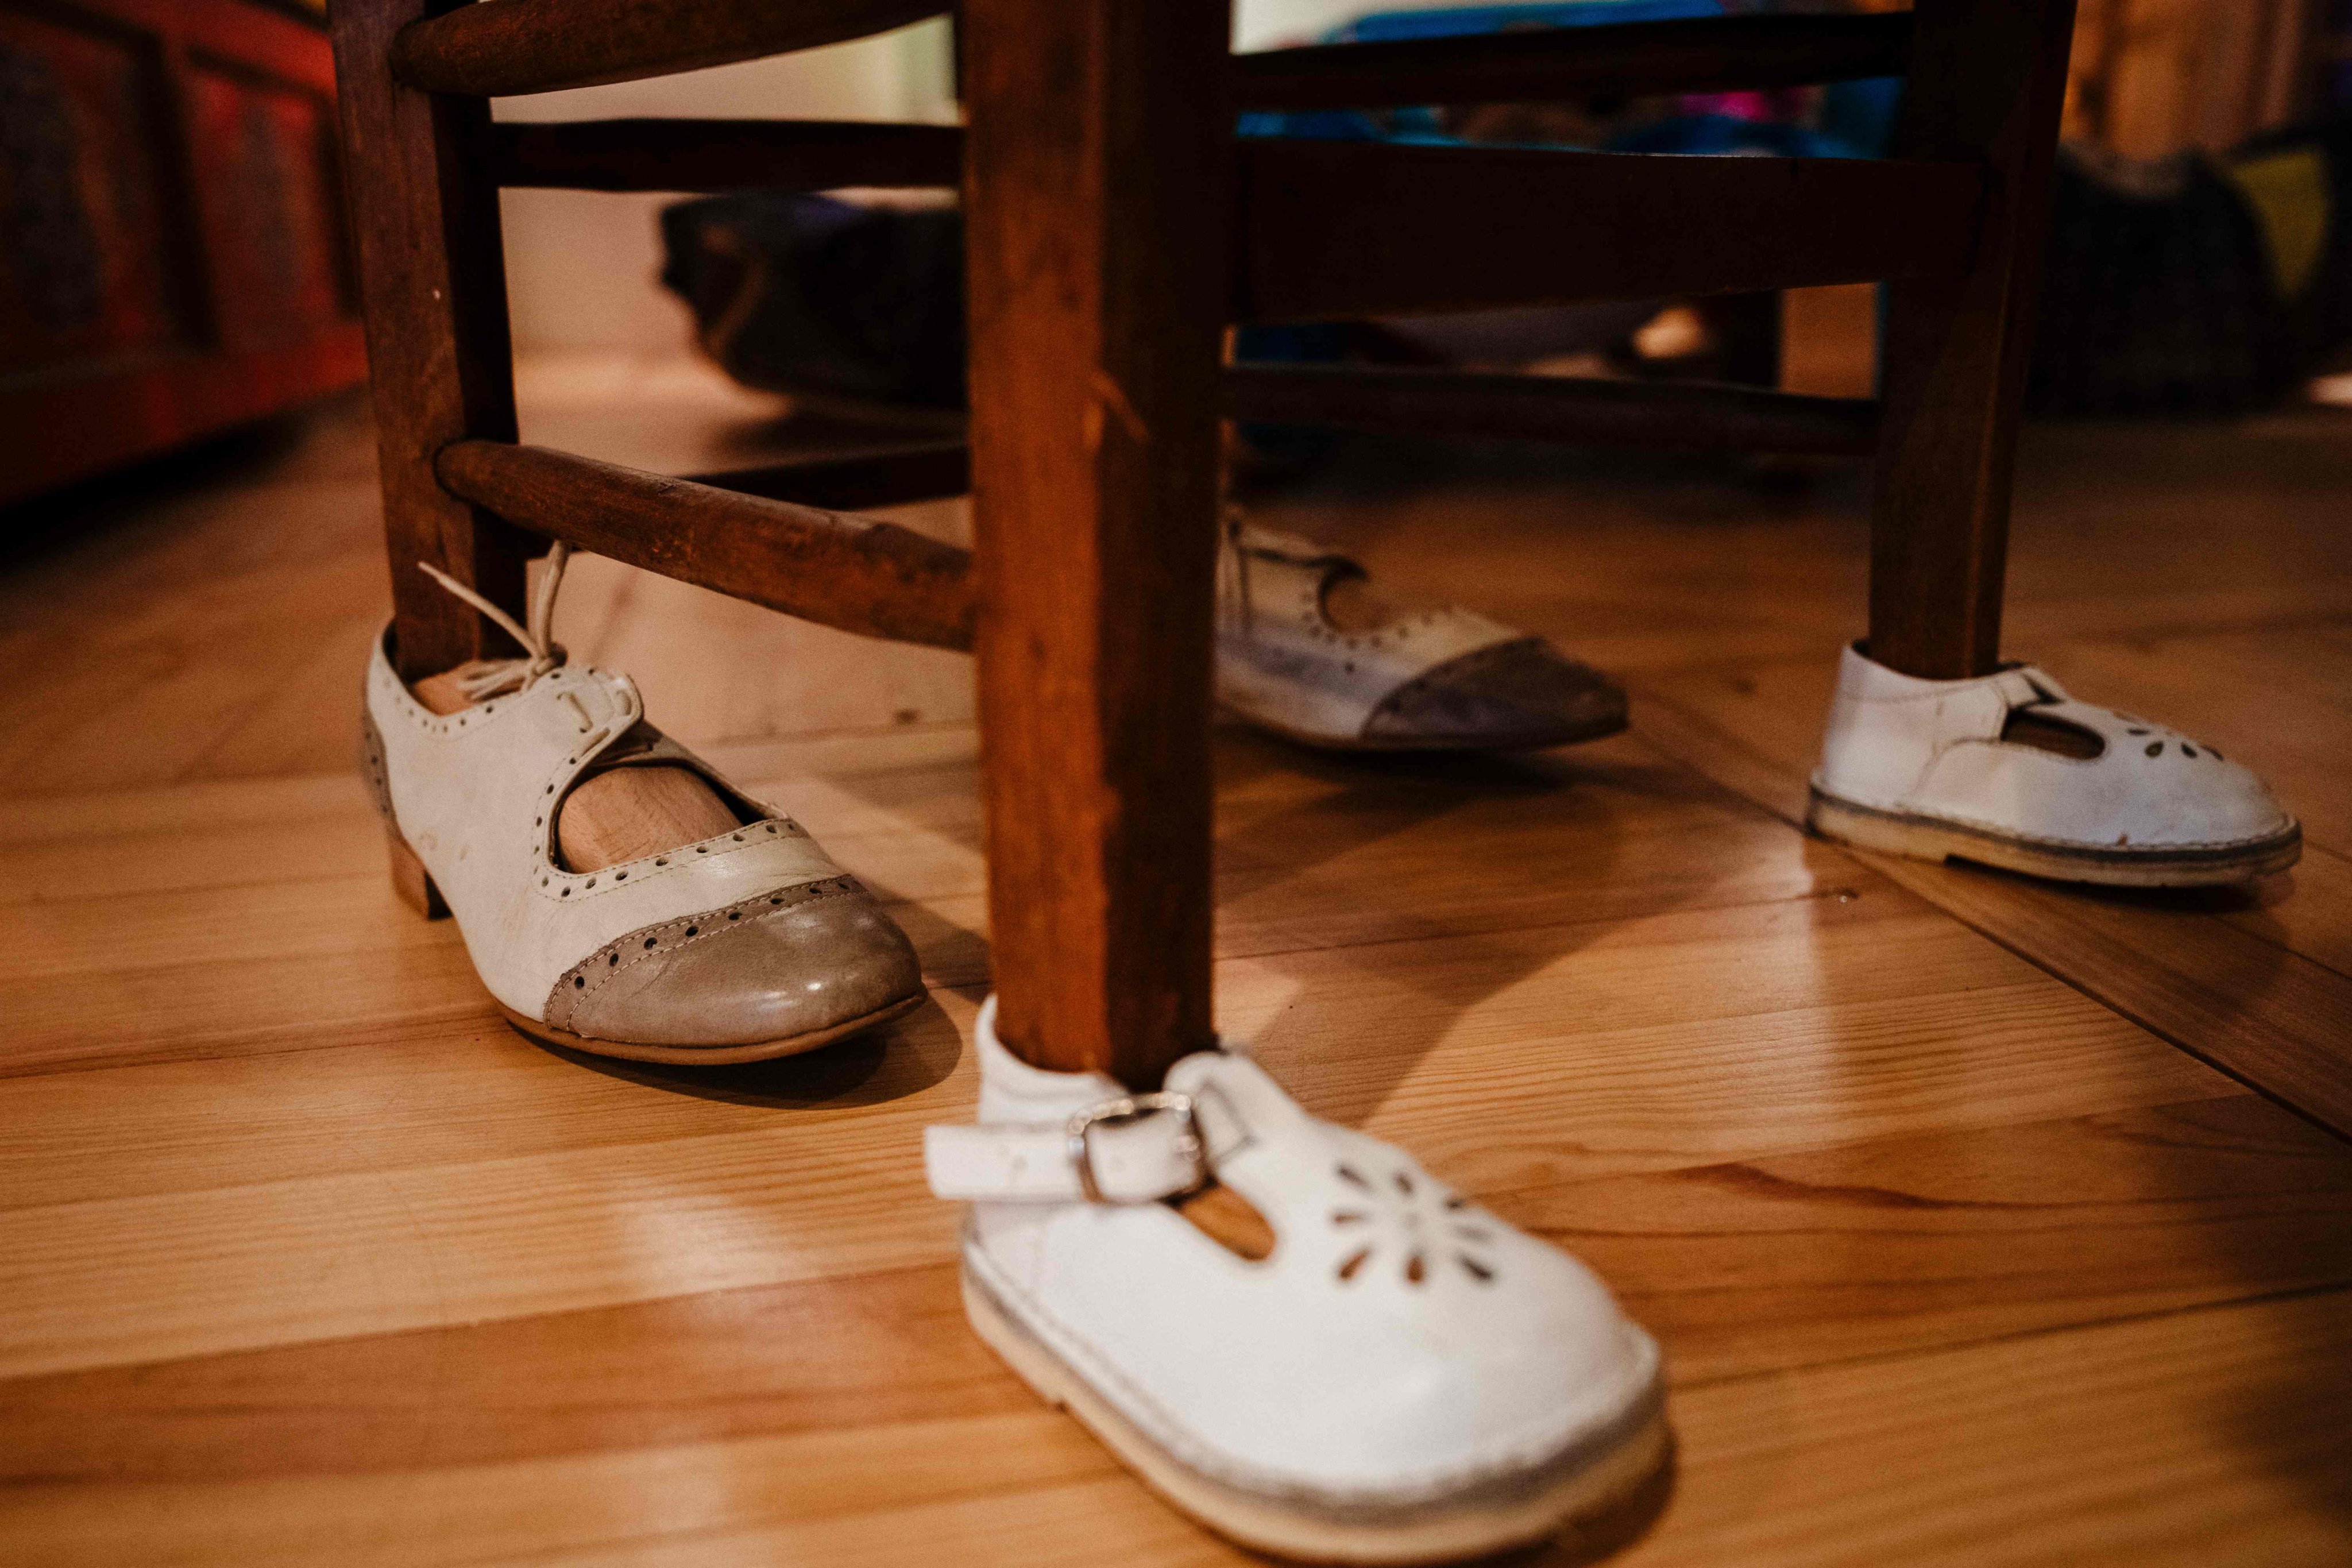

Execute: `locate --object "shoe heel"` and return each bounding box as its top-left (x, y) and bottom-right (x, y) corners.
top-left (388, 828), bottom-right (449, 920)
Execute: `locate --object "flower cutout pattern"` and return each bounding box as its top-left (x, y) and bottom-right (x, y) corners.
top-left (1328, 1161), bottom-right (1499, 1287)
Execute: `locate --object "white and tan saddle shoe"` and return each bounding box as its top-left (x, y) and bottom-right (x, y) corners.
top-left (925, 1000), bottom-right (1667, 1565)
top-left (361, 549), bottom-right (923, 1063)
top-left (1809, 643), bottom-right (2300, 887)
top-left (1217, 520), bottom-right (1626, 752)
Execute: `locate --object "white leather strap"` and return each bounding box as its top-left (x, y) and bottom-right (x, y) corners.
top-left (926, 1083), bottom-right (1252, 1204)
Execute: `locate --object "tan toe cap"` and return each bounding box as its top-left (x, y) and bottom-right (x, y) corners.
top-left (1363, 638), bottom-right (1627, 751)
top-left (544, 876), bottom-right (922, 1049)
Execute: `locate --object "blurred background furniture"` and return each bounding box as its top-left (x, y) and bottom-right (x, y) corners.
top-left (0, 0), bottom-right (364, 507)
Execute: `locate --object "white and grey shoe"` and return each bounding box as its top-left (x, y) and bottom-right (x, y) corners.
top-left (1216, 521), bottom-right (1627, 753)
top-left (925, 1000), bottom-right (1668, 1564)
top-left (361, 547), bottom-right (924, 1062)
top-left (1809, 643), bottom-right (2300, 886)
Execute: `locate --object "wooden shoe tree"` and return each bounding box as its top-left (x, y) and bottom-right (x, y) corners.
top-left (410, 670), bottom-right (740, 872)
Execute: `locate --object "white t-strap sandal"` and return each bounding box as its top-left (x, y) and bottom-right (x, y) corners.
top-left (1809, 643), bottom-right (2300, 886)
top-left (926, 999), bottom-right (1667, 1564)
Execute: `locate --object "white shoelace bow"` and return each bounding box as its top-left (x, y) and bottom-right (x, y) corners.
top-left (416, 543), bottom-right (573, 702)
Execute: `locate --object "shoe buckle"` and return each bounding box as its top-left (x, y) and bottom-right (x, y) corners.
top-left (1065, 1092), bottom-right (1207, 1204)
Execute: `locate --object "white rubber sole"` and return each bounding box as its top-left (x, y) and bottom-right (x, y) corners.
top-left (961, 1263), bottom-right (1671, 1565)
top-left (1807, 787), bottom-right (2303, 888)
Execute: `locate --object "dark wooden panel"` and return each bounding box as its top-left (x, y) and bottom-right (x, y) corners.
top-left (330, 0), bottom-right (530, 680)
top-left (1868, 0), bottom-right (2081, 678)
top-left (1225, 364), bottom-right (1878, 455)
top-left (1235, 140), bottom-right (1986, 322)
top-left (435, 441), bottom-right (977, 651)
top-left (392, 0), bottom-right (950, 97)
top-left (0, 329), bottom-right (368, 507)
top-left (688, 443), bottom-right (970, 510)
top-left (1234, 10), bottom-right (1913, 111)
top-left (488, 118), bottom-right (963, 192)
top-left (963, 0), bottom-right (1233, 1082)
top-left (0, 0), bottom-right (364, 507)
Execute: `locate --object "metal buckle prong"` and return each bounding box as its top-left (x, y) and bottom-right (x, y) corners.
top-left (1065, 1091), bottom-right (1206, 1204)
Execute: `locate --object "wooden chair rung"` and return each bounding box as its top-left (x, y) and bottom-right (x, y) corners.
top-left (435, 441), bottom-right (976, 651)
top-left (1226, 365), bottom-right (1878, 455)
top-left (1238, 140), bottom-right (1985, 322)
top-left (1235, 11), bottom-right (1914, 111)
top-left (489, 119), bottom-right (964, 193)
top-left (392, 0), bottom-right (949, 97)
top-left (689, 443), bottom-right (971, 510)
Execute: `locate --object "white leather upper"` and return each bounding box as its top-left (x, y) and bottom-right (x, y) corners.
top-left (930, 999), bottom-right (1660, 1505)
top-left (1215, 523), bottom-right (1521, 744)
top-left (365, 631), bottom-right (846, 1020)
top-left (1813, 643), bottom-right (2293, 851)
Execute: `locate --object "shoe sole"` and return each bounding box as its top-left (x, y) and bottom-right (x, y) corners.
top-left (1225, 704), bottom-right (1628, 755)
top-left (961, 1261), bottom-right (1671, 1566)
top-left (1807, 788), bottom-right (2303, 888)
top-left (496, 993), bottom-right (922, 1065)
top-left (391, 825), bottom-right (922, 1063)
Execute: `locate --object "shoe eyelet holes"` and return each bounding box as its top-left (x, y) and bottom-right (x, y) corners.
top-left (732, 832), bottom-right (743, 842)
top-left (540, 877), bottom-right (549, 887)
top-left (654, 857), bottom-right (667, 866)
top-left (2146, 741), bottom-right (2164, 758)
top-left (770, 896), bottom-right (783, 906)
top-left (1336, 1248), bottom-right (1371, 1282)
top-left (2127, 727), bottom-right (2149, 736)
top-left (584, 878), bottom-right (596, 889)
top-left (764, 823), bottom-right (778, 834)
top-left (727, 910), bottom-right (740, 921)
top-left (607, 952), bottom-right (617, 965)
top-left (1331, 1209), bottom-right (1369, 1226)
top-left (1443, 1195), bottom-right (1468, 1211)
top-left (684, 926), bottom-right (698, 937)
top-left (1458, 1254), bottom-right (1495, 1283)
top-left (1404, 1252), bottom-right (1426, 1285)
top-left (614, 870), bottom-right (625, 880)
top-left (572, 975), bottom-right (584, 988)
top-left (696, 847), bottom-right (708, 854)
top-left (1335, 1164), bottom-right (1372, 1189)
top-left (561, 887), bottom-right (571, 897)
top-left (2183, 744), bottom-right (2198, 758)
top-left (1392, 1170), bottom-right (1415, 1197)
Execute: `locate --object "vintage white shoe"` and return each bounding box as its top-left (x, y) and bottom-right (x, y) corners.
top-left (361, 547), bottom-right (924, 1062)
top-left (925, 999), bottom-right (1667, 1564)
top-left (1217, 520), bottom-right (1626, 752)
top-left (1809, 643), bottom-right (2300, 886)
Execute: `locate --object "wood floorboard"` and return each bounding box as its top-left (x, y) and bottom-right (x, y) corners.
top-left (4, 366), bottom-right (2348, 1563)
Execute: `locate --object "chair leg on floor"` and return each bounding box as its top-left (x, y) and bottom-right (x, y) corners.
top-left (961, 0), bottom-right (1234, 1087)
top-left (330, 0), bottom-right (532, 679)
top-left (1867, 0), bottom-right (2079, 680)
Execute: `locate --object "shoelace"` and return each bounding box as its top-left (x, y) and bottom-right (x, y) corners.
top-left (416, 542), bottom-right (573, 702)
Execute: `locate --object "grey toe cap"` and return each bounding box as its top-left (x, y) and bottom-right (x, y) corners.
top-left (1364, 638), bottom-right (1627, 751)
top-left (545, 876), bottom-right (922, 1049)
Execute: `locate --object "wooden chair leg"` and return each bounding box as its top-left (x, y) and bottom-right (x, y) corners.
top-left (330, 0), bottom-right (531, 681)
top-left (960, 0), bottom-right (1234, 1086)
top-left (1867, 0), bottom-right (2079, 679)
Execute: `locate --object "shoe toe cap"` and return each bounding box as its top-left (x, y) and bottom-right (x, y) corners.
top-left (553, 886), bottom-right (922, 1049)
top-left (1363, 638), bottom-right (1625, 750)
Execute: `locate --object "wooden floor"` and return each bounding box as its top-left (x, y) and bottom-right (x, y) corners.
top-left (3, 355), bottom-right (2350, 1566)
